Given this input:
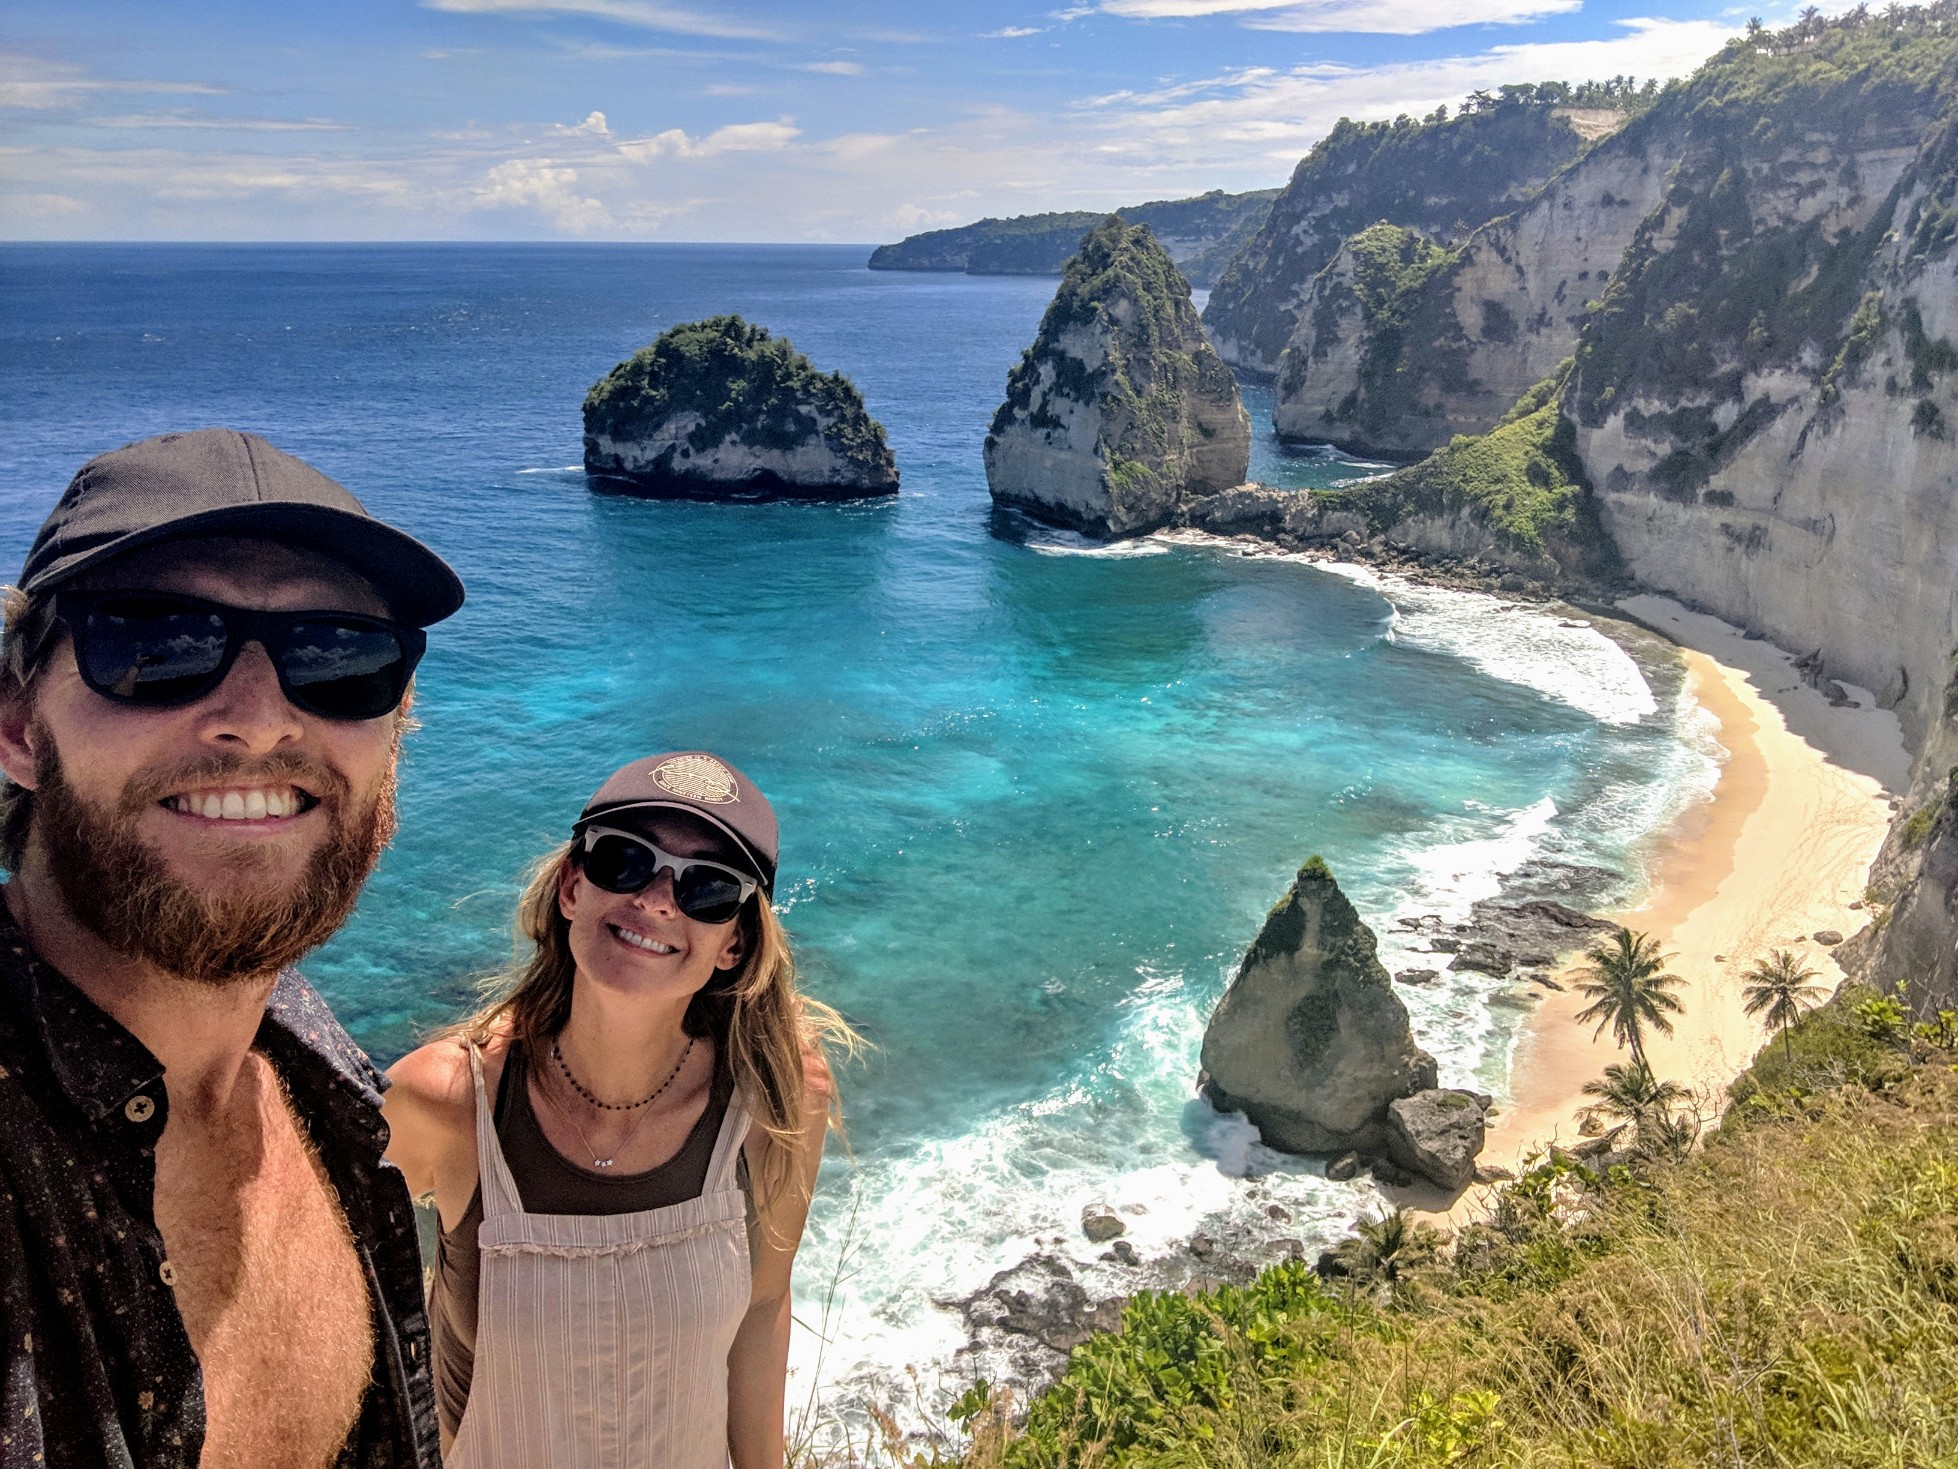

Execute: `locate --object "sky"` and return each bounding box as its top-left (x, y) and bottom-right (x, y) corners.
top-left (2, 0), bottom-right (1815, 242)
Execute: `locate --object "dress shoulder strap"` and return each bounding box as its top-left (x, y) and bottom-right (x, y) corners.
top-left (704, 1084), bottom-right (753, 1195)
top-left (467, 1041), bottom-right (526, 1219)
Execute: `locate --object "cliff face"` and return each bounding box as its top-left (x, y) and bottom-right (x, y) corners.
top-left (1202, 103), bottom-right (1602, 380)
top-left (583, 315), bottom-right (898, 499)
top-left (1570, 98), bottom-right (1951, 738)
top-left (985, 218), bottom-right (1250, 536)
top-left (1274, 121), bottom-right (1676, 457)
top-left (1200, 858), bottom-right (1438, 1154)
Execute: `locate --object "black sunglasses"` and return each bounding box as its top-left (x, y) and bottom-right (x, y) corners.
top-left (54, 591), bottom-right (425, 722)
top-left (576, 825), bottom-right (760, 925)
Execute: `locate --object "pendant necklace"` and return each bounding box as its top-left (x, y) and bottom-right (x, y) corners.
top-left (544, 1034), bottom-right (695, 1171)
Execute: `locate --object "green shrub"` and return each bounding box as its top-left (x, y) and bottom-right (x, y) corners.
top-left (1727, 988), bottom-right (1910, 1110)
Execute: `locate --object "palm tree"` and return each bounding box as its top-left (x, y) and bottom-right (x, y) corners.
top-left (1741, 949), bottom-right (1828, 1061)
top-left (1580, 1060), bottom-right (1691, 1148)
top-left (1573, 928), bottom-right (1685, 1070)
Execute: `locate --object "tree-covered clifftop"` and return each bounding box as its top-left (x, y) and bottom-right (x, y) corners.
top-left (868, 188), bottom-right (1279, 288)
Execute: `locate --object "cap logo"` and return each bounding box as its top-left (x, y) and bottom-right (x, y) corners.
top-left (651, 754), bottom-right (740, 804)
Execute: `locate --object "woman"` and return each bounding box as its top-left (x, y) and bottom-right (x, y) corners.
top-left (385, 751), bottom-right (851, 1467)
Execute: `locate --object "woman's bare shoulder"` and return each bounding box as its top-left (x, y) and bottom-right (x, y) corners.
top-left (387, 1031), bottom-right (511, 1133)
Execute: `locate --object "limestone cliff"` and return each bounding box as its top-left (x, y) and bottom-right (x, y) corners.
top-left (985, 218), bottom-right (1250, 537)
top-left (1200, 857), bottom-right (1437, 1155)
top-left (583, 315), bottom-right (898, 500)
top-left (1274, 117), bottom-right (1673, 457)
top-left (1202, 99), bottom-right (1608, 380)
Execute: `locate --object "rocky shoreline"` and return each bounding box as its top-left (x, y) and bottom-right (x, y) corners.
top-left (936, 854), bottom-right (1632, 1399)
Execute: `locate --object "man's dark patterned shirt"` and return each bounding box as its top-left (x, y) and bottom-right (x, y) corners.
top-left (0, 903), bottom-right (440, 1467)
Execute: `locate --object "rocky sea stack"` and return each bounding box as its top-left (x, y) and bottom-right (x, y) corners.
top-left (985, 217), bottom-right (1250, 537)
top-left (1201, 857), bottom-right (1489, 1190)
top-left (583, 315), bottom-right (898, 500)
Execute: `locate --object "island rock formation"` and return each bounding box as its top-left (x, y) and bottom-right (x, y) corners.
top-left (583, 315), bottom-right (898, 500)
top-left (985, 217), bottom-right (1250, 537)
top-left (1199, 857), bottom-right (1441, 1162)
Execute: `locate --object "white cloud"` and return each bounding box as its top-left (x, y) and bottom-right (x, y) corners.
top-left (552, 109), bottom-right (614, 135)
top-left (984, 26), bottom-right (1046, 37)
top-left (700, 83), bottom-right (761, 95)
top-left (474, 157), bottom-right (612, 229)
top-left (1097, 0), bottom-right (1579, 32)
top-left (0, 52), bottom-right (225, 110)
top-left (420, 0), bottom-right (782, 42)
top-left (0, 14), bottom-right (1740, 243)
top-left (1079, 17), bottom-right (1734, 163)
top-left (87, 112), bottom-right (348, 131)
top-left (799, 60), bottom-right (866, 74)
top-left (617, 118), bottom-right (801, 159)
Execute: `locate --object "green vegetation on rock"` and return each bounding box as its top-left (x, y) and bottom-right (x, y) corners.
top-left (1317, 369), bottom-right (1621, 580)
top-left (582, 314), bottom-right (893, 485)
top-left (990, 216), bottom-right (1229, 474)
top-left (1286, 223), bottom-right (1464, 445)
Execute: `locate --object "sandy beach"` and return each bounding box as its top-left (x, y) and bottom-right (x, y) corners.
top-left (1462, 595), bottom-right (1909, 1197)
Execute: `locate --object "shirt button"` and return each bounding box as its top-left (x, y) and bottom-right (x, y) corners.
top-left (158, 1260), bottom-right (178, 1288)
top-left (124, 1095), bottom-right (156, 1124)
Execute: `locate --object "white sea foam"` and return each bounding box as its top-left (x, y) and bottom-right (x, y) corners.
top-left (515, 464), bottom-right (584, 474)
top-left (1321, 564), bottom-right (1655, 726)
top-left (1023, 529), bottom-right (1171, 558)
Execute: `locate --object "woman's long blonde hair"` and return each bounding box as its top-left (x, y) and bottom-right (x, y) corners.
top-left (454, 841), bottom-right (857, 1213)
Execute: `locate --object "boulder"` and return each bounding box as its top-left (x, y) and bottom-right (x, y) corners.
top-left (985, 216), bottom-right (1250, 537)
top-left (1394, 968), bottom-right (1441, 986)
top-left (1451, 941), bottom-right (1514, 976)
top-left (1325, 1151), bottom-right (1363, 1182)
top-left (583, 315), bottom-right (898, 500)
top-left (1814, 930), bottom-right (1845, 946)
top-left (1384, 1089), bottom-right (1489, 1192)
top-left (1081, 1204), bottom-right (1126, 1243)
top-left (1200, 858), bottom-right (1438, 1154)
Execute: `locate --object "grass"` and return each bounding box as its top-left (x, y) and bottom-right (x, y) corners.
top-left (806, 994), bottom-right (1958, 1467)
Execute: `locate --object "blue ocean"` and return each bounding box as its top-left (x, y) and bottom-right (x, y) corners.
top-left (0, 244), bottom-right (1715, 1405)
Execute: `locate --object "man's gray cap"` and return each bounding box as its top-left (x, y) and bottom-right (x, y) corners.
top-left (19, 429), bottom-right (465, 626)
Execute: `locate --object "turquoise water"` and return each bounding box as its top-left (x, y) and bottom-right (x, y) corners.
top-left (0, 245), bottom-right (1714, 1401)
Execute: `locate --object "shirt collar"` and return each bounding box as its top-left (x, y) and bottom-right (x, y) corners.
top-left (0, 890), bottom-right (389, 1139)
top-left (0, 908), bottom-right (163, 1124)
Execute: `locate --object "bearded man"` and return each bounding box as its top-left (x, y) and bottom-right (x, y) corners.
top-left (0, 430), bottom-right (463, 1468)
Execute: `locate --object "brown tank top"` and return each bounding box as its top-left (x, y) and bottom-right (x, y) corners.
top-left (429, 1038), bottom-right (733, 1439)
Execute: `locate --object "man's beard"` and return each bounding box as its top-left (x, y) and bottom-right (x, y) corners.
top-left (29, 729), bottom-right (397, 987)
